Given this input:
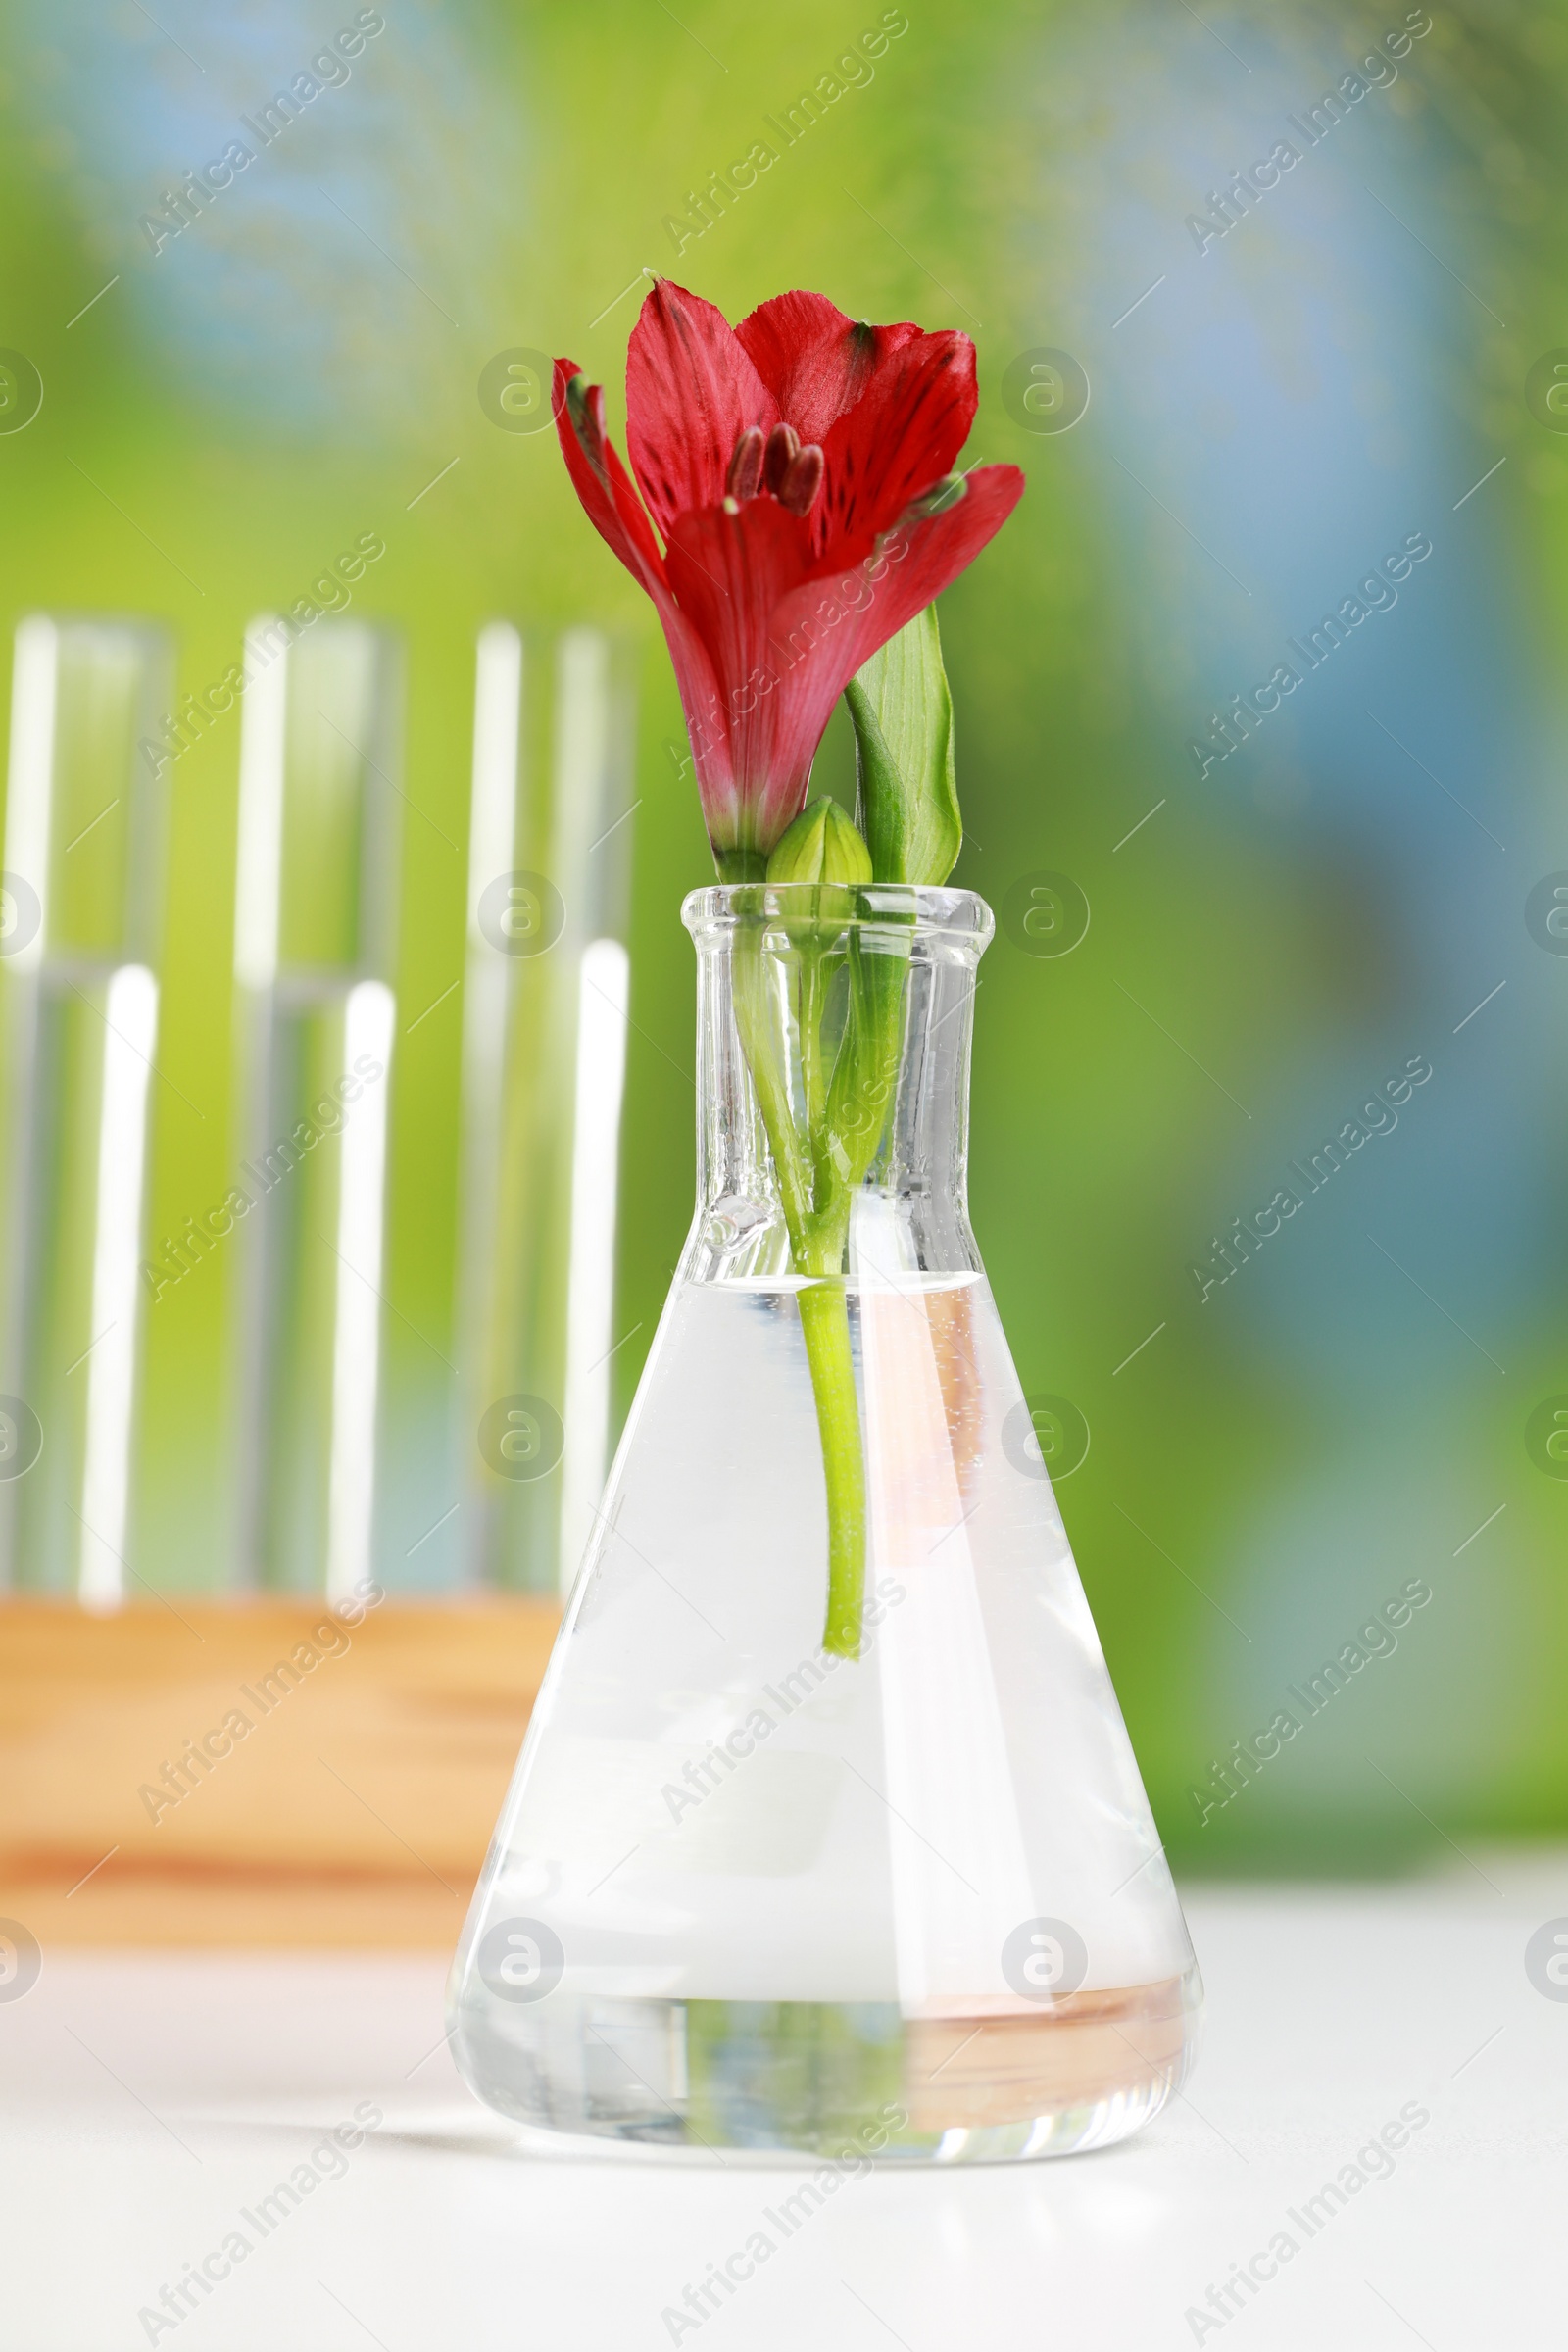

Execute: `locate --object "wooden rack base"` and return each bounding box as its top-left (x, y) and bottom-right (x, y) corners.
top-left (0, 1597), bottom-right (560, 1947)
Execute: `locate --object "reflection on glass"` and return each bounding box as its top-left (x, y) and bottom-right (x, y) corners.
top-left (229, 617), bottom-right (400, 1596)
top-left (456, 625), bottom-right (635, 1592)
top-left (0, 616), bottom-right (171, 1601)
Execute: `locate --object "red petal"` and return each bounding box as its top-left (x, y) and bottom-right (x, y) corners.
top-left (554, 358), bottom-right (735, 821)
top-left (552, 359), bottom-right (666, 590)
top-left (758, 465), bottom-right (1027, 769)
top-left (663, 466), bottom-right (1025, 857)
top-left (663, 499), bottom-right (818, 854)
top-left (626, 281), bottom-right (777, 546)
top-left (735, 291), bottom-right (925, 446)
top-left (815, 333), bottom-right (979, 552)
top-left (848, 464), bottom-right (1027, 646)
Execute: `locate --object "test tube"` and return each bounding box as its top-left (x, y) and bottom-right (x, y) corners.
top-left (229, 617), bottom-right (401, 1598)
top-left (455, 624), bottom-right (635, 1592)
top-left (0, 616), bottom-right (172, 1601)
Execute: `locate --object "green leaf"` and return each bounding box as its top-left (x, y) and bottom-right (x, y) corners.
top-left (844, 604), bottom-right (961, 886)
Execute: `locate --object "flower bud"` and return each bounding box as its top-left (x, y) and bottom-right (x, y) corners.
top-left (765, 796), bottom-right (872, 886)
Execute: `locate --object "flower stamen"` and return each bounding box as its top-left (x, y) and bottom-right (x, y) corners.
top-left (726, 425), bottom-right (764, 502)
top-left (778, 443), bottom-right (824, 516)
top-left (762, 421), bottom-right (800, 496)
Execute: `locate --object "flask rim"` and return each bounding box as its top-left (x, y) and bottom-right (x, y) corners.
top-left (681, 882), bottom-right (995, 954)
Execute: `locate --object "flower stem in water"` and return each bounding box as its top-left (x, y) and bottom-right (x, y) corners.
top-left (797, 1279), bottom-right (866, 1658)
top-left (729, 901), bottom-right (908, 1658)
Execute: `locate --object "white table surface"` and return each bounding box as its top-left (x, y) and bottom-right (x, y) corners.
top-left (4, 1857), bottom-right (1562, 2352)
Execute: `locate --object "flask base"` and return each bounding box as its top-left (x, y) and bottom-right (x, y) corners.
top-left (450, 1974), bottom-right (1200, 2165)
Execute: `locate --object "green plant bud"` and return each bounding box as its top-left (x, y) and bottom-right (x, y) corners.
top-left (765, 796), bottom-right (873, 886)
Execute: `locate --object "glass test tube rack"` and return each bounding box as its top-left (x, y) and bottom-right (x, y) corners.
top-left (228, 617), bottom-right (401, 1598)
top-left (456, 625), bottom-right (636, 1593)
top-left (0, 616), bottom-right (172, 1601)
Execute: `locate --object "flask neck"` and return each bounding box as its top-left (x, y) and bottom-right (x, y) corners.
top-left (680, 885), bottom-right (991, 1285)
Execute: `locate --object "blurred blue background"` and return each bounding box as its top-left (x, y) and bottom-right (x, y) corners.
top-left (0, 0), bottom-right (1562, 1868)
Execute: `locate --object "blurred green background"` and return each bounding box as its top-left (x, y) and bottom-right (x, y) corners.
top-left (1, 0), bottom-right (1563, 1868)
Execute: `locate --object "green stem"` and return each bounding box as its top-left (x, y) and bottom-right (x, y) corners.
top-left (797, 1278), bottom-right (865, 1657)
top-left (728, 902), bottom-right (909, 1659)
top-left (714, 845), bottom-right (768, 883)
top-left (798, 945), bottom-right (828, 1138)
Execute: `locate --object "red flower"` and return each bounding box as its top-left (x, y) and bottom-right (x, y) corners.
top-left (554, 281), bottom-right (1024, 876)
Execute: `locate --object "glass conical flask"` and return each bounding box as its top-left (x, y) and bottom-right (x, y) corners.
top-left (450, 885), bottom-right (1202, 2163)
